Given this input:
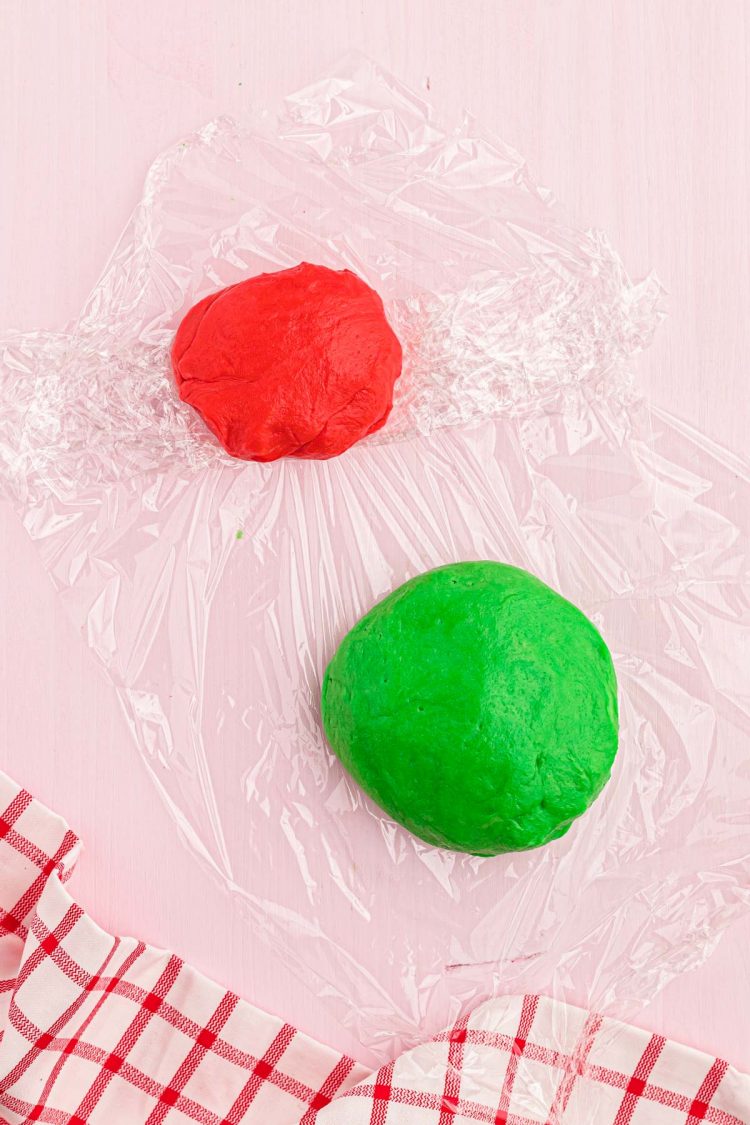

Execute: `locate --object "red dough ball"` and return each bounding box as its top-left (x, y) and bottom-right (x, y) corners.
top-left (172, 263), bottom-right (402, 462)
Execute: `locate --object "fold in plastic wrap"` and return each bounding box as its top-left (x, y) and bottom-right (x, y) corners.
top-left (1, 57), bottom-right (749, 1062)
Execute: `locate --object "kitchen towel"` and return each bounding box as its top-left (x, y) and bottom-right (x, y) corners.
top-left (0, 772), bottom-right (747, 1123)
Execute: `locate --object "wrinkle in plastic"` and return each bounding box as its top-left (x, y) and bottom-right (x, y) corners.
top-left (1, 57), bottom-right (749, 1062)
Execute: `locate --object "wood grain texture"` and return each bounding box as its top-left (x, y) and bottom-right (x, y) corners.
top-left (1, 0), bottom-right (748, 1067)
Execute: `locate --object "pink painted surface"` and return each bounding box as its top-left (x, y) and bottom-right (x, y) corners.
top-left (1, 0), bottom-right (748, 1070)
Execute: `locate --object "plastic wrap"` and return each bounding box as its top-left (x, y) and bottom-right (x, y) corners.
top-left (1, 56), bottom-right (749, 1063)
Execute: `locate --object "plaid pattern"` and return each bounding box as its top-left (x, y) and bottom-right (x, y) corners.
top-left (0, 774), bottom-right (748, 1124)
top-left (0, 773), bottom-right (368, 1122)
top-left (319, 996), bottom-right (750, 1124)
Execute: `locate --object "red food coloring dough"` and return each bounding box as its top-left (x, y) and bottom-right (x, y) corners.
top-left (171, 263), bottom-right (402, 462)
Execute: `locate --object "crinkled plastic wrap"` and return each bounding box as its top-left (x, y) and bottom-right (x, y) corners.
top-left (2, 56), bottom-right (749, 1063)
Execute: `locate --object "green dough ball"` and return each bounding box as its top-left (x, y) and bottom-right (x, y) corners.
top-left (321, 562), bottom-right (618, 855)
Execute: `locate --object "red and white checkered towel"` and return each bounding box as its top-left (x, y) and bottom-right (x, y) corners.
top-left (0, 773), bottom-right (747, 1124)
top-left (315, 995), bottom-right (750, 1124)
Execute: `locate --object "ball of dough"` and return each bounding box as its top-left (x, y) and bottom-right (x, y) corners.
top-left (172, 263), bottom-right (402, 461)
top-left (321, 562), bottom-right (618, 855)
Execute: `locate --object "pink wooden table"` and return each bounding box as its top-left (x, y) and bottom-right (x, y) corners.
top-left (1, 0), bottom-right (748, 1069)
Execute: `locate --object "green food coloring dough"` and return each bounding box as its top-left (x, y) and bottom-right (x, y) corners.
top-left (321, 562), bottom-right (618, 855)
